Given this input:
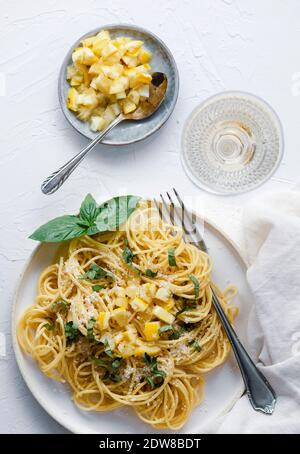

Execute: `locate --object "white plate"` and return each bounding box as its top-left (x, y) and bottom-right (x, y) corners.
top-left (12, 215), bottom-right (252, 434)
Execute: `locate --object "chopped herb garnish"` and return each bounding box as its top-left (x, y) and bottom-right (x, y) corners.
top-left (103, 339), bottom-right (113, 358)
top-left (94, 357), bottom-right (108, 368)
top-left (93, 355), bottom-right (122, 383)
top-left (111, 358), bottom-right (122, 369)
top-left (122, 245), bottom-right (134, 264)
top-left (51, 300), bottom-right (70, 312)
top-left (168, 247), bottom-right (177, 266)
top-left (43, 323), bottom-right (54, 331)
top-left (159, 325), bottom-right (173, 334)
top-left (122, 244), bottom-right (140, 274)
top-left (189, 339), bottom-right (201, 352)
top-left (109, 373), bottom-right (121, 383)
top-left (87, 317), bottom-right (96, 341)
top-left (189, 274), bottom-right (200, 300)
top-left (145, 269), bottom-right (158, 278)
top-left (80, 263), bottom-right (115, 281)
top-left (64, 321), bottom-right (79, 343)
top-left (175, 305), bottom-right (190, 318)
top-left (170, 326), bottom-right (186, 340)
top-left (92, 284), bottom-right (105, 292)
top-left (142, 354), bottom-right (166, 389)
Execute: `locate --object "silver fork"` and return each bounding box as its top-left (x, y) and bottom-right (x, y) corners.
top-left (154, 188), bottom-right (276, 415)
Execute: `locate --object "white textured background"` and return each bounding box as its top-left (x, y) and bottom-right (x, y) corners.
top-left (0, 0), bottom-right (299, 433)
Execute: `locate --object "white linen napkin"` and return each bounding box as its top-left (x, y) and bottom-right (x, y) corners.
top-left (205, 188), bottom-right (300, 434)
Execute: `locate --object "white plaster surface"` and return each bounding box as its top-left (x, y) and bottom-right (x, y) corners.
top-left (0, 0), bottom-right (299, 433)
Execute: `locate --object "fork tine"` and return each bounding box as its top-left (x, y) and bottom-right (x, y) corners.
top-left (172, 188), bottom-right (207, 252)
top-left (160, 193), bottom-right (174, 226)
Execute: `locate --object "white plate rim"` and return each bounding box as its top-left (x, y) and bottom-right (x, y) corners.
top-left (11, 214), bottom-right (248, 434)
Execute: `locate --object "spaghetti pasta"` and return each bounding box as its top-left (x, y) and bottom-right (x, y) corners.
top-left (17, 200), bottom-right (237, 429)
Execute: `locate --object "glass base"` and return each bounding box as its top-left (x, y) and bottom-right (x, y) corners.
top-left (181, 92), bottom-right (284, 195)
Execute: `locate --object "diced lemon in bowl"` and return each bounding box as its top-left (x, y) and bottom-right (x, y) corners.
top-left (66, 29), bottom-right (153, 132)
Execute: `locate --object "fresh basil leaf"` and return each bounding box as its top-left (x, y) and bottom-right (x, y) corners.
top-left (168, 248), bottom-right (177, 267)
top-left (189, 274), bottom-right (200, 300)
top-left (80, 263), bottom-right (115, 281)
top-left (79, 194), bottom-right (100, 226)
top-left (64, 321), bottom-right (79, 343)
top-left (92, 284), bottom-right (105, 292)
top-left (145, 269), bottom-right (158, 278)
top-left (95, 196), bottom-right (141, 232)
top-left (29, 215), bottom-right (87, 243)
top-left (87, 317), bottom-right (96, 341)
top-left (30, 195), bottom-right (141, 242)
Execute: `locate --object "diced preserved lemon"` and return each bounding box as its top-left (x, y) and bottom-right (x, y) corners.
top-left (155, 287), bottom-right (171, 303)
top-left (114, 286), bottom-right (126, 297)
top-left (101, 42), bottom-right (118, 58)
top-left (67, 88), bottom-right (78, 111)
top-left (112, 308), bottom-right (130, 327)
top-left (124, 40), bottom-right (144, 52)
top-left (152, 305), bottom-right (175, 324)
top-left (134, 342), bottom-right (161, 356)
top-left (77, 107), bottom-right (92, 121)
top-left (160, 299), bottom-right (175, 311)
top-left (144, 322), bottom-right (160, 341)
top-left (139, 49), bottom-right (152, 64)
top-left (81, 36), bottom-right (97, 48)
top-left (90, 115), bottom-right (106, 132)
top-left (72, 47), bottom-right (98, 65)
top-left (138, 84), bottom-right (150, 98)
top-left (109, 76), bottom-right (129, 94)
top-left (129, 71), bottom-right (152, 89)
top-left (118, 342), bottom-right (135, 358)
top-left (122, 55), bottom-right (138, 68)
top-left (127, 89), bottom-right (140, 105)
top-left (140, 283), bottom-right (156, 303)
top-left (122, 99), bottom-right (136, 114)
top-left (67, 65), bottom-right (78, 80)
top-left (66, 30), bottom-right (152, 133)
top-left (123, 325), bottom-right (137, 343)
top-left (98, 312), bottom-right (110, 330)
top-left (126, 284), bottom-right (139, 298)
top-left (109, 103), bottom-right (121, 116)
top-left (115, 296), bottom-right (128, 309)
top-left (130, 297), bottom-right (148, 312)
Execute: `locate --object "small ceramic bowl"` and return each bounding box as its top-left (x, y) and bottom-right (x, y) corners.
top-left (58, 24), bottom-right (179, 146)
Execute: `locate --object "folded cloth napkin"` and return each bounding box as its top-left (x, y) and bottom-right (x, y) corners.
top-left (204, 188), bottom-right (300, 434)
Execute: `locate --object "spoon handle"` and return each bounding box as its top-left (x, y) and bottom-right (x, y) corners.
top-left (41, 114), bottom-right (124, 195)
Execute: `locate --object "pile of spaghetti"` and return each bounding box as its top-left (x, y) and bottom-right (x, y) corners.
top-left (17, 200), bottom-right (237, 429)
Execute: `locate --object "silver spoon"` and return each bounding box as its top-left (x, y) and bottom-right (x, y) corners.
top-left (41, 72), bottom-right (168, 195)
